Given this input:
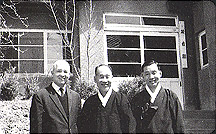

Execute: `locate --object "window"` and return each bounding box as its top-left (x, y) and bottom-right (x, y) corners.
top-left (106, 34), bottom-right (179, 78)
top-left (0, 30), bottom-right (74, 74)
top-left (107, 35), bottom-right (141, 77)
top-left (0, 32), bottom-right (44, 73)
top-left (143, 36), bottom-right (178, 78)
top-left (104, 14), bottom-right (184, 107)
top-left (104, 14), bottom-right (182, 78)
top-left (198, 30), bottom-right (208, 68)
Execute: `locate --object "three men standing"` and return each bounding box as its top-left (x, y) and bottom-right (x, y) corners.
top-left (30, 60), bottom-right (184, 133)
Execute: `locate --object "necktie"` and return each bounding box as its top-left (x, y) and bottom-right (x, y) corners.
top-left (59, 88), bottom-right (64, 96)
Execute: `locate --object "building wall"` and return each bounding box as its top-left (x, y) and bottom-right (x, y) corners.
top-left (167, 1), bottom-right (201, 110)
top-left (192, 1), bottom-right (215, 110)
top-left (3, 1), bottom-right (214, 110)
top-left (78, 0), bottom-right (201, 110)
top-left (78, 0), bottom-right (174, 83)
top-left (3, 2), bottom-right (56, 29)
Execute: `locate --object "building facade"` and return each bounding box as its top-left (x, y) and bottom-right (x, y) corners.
top-left (1, 0), bottom-right (215, 111)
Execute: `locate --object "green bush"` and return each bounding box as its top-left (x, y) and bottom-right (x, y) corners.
top-left (118, 76), bottom-right (145, 102)
top-left (0, 67), bottom-right (19, 101)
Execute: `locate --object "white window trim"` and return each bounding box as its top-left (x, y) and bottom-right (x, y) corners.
top-left (103, 13), bottom-right (184, 82)
top-left (103, 13), bottom-right (179, 33)
top-left (198, 30), bottom-right (208, 69)
top-left (104, 32), bottom-right (181, 80)
top-left (0, 29), bottom-right (73, 75)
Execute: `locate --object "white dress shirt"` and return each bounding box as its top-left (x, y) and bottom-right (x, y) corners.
top-left (146, 83), bottom-right (161, 103)
top-left (52, 82), bottom-right (66, 96)
top-left (98, 88), bottom-right (113, 107)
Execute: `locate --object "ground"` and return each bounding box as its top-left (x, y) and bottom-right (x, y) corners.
top-left (0, 99), bottom-right (31, 134)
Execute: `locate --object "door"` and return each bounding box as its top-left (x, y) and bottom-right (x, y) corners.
top-left (105, 32), bottom-right (184, 108)
top-left (141, 32), bottom-right (183, 108)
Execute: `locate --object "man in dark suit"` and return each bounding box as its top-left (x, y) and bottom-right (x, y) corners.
top-left (30, 60), bottom-right (81, 134)
top-left (78, 64), bottom-right (136, 133)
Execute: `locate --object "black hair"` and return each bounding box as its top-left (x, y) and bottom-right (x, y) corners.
top-left (95, 64), bottom-right (112, 75)
top-left (141, 59), bottom-right (160, 72)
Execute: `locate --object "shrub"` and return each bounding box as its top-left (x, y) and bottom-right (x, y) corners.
top-left (71, 78), bottom-right (97, 100)
top-left (0, 66), bottom-right (19, 101)
top-left (118, 76), bottom-right (145, 102)
top-left (21, 73), bottom-right (41, 100)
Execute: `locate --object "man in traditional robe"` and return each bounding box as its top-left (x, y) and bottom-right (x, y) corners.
top-left (78, 64), bottom-right (136, 133)
top-left (131, 60), bottom-right (185, 133)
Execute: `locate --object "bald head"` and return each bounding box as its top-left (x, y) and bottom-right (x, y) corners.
top-left (51, 60), bottom-right (71, 87)
top-left (53, 60), bottom-right (70, 71)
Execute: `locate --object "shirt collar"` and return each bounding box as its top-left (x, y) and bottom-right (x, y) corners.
top-left (146, 83), bottom-right (161, 103)
top-left (98, 88), bottom-right (112, 107)
top-left (52, 82), bottom-right (66, 96)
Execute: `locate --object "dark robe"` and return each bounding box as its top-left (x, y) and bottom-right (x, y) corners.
top-left (78, 90), bottom-right (136, 133)
top-left (131, 87), bottom-right (185, 133)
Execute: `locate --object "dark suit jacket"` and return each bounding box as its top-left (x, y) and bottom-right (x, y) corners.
top-left (30, 84), bottom-right (81, 134)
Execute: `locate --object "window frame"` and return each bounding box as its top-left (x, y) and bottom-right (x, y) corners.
top-left (103, 13), bottom-right (183, 81)
top-left (0, 29), bottom-right (73, 75)
top-left (104, 31), bottom-right (180, 79)
top-left (103, 13), bottom-right (179, 33)
top-left (105, 32), bottom-right (142, 77)
top-left (0, 31), bottom-right (44, 73)
top-left (198, 30), bottom-right (208, 69)
top-left (141, 32), bottom-right (180, 79)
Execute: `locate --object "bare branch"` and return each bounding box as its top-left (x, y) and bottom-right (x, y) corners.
top-left (70, 0), bottom-right (76, 47)
top-left (2, 0), bottom-right (29, 28)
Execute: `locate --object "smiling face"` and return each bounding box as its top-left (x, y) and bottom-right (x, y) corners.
top-left (94, 65), bottom-right (113, 96)
top-left (52, 60), bottom-right (70, 88)
top-left (142, 63), bottom-right (162, 90)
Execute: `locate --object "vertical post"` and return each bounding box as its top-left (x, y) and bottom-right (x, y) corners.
top-left (44, 32), bottom-right (48, 75)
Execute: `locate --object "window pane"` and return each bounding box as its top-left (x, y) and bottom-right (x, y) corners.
top-left (202, 50), bottom-right (208, 65)
top-left (107, 35), bottom-right (140, 48)
top-left (108, 50), bottom-right (140, 62)
top-left (144, 36), bottom-right (176, 49)
top-left (0, 46), bottom-right (18, 59)
top-left (19, 46), bottom-right (44, 59)
top-left (20, 32), bottom-right (43, 45)
top-left (144, 50), bottom-right (177, 63)
top-left (160, 65), bottom-right (179, 78)
top-left (0, 61), bottom-right (18, 73)
top-left (19, 61), bottom-right (44, 73)
top-left (201, 34), bottom-right (207, 49)
top-left (0, 32), bottom-right (18, 45)
top-left (105, 16), bottom-right (140, 25)
top-left (109, 64), bottom-right (141, 77)
top-left (143, 17), bottom-right (176, 26)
